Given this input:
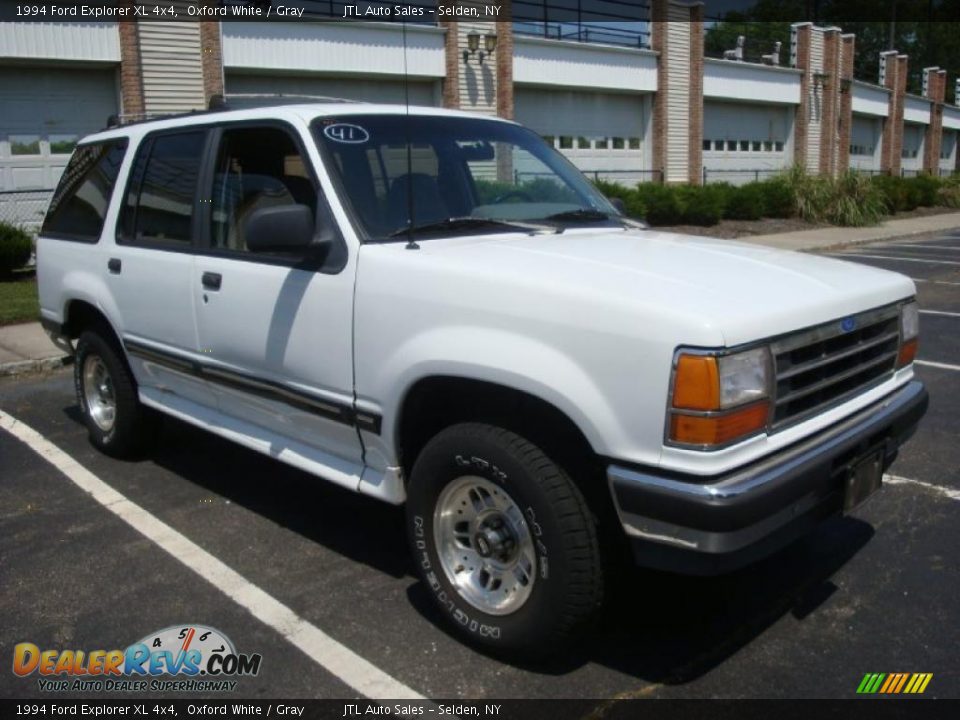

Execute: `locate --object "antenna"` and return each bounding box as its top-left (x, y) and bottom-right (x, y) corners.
top-left (402, 20), bottom-right (419, 250)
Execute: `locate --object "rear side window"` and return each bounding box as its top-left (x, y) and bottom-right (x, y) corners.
top-left (119, 131), bottom-right (206, 245)
top-left (41, 139), bottom-right (128, 242)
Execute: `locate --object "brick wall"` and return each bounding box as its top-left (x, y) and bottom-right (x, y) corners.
top-left (924, 67), bottom-right (946, 173)
top-left (199, 21), bottom-right (223, 105)
top-left (880, 53), bottom-right (908, 176)
top-left (793, 23), bottom-right (811, 169)
top-left (496, 14), bottom-right (514, 120)
top-left (836, 34), bottom-right (855, 174)
top-left (117, 3), bottom-right (144, 118)
top-left (687, 3), bottom-right (704, 185)
top-left (819, 28), bottom-right (840, 176)
top-left (650, 5), bottom-right (667, 183)
top-left (441, 20), bottom-right (460, 109)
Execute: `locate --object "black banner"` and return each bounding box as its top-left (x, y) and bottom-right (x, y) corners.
top-left (2, 1), bottom-right (960, 24)
top-left (2, 699), bottom-right (960, 720)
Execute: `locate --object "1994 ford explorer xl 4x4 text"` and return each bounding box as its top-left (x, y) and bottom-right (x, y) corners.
top-left (36, 104), bottom-right (928, 654)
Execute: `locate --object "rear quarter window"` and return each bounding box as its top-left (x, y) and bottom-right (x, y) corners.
top-left (41, 139), bottom-right (128, 242)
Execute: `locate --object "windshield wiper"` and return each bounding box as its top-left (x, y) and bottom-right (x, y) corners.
top-left (389, 217), bottom-right (555, 238)
top-left (542, 209), bottom-right (614, 222)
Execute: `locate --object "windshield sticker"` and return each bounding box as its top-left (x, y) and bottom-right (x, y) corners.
top-left (323, 123), bottom-right (370, 144)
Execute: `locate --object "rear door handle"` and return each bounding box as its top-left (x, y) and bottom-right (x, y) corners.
top-left (107, 258), bottom-right (121, 274)
top-left (201, 272), bottom-right (222, 291)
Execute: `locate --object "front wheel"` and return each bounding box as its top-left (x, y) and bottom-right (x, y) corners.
top-left (75, 330), bottom-right (155, 457)
top-left (405, 423), bottom-right (604, 654)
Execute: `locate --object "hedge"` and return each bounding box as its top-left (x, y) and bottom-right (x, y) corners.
top-left (0, 223), bottom-right (33, 275)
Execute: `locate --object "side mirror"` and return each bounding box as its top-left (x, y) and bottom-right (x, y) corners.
top-left (608, 197), bottom-right (626, 215)
top-left (244, 204), bottom-right (327, 254)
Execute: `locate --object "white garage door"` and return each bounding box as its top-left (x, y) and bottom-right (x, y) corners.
top-left (703, 101), bottom-right (792, 183)
top-left (0, 67), bottom-right (118, 192)
top-left (941, 130), bottom-right (957, 173)
top-left (514, 88), bottom-right (648, 183)
top-left (902, 123), bottom-right (925, 174)
top-left (225, 73), bottom-right (439, 108)
top-left (850, 115), bottom-right (882, 171)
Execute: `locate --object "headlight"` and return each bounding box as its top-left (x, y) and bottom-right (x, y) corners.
top-left (898, 301), bottom-right (919, 367)
top-left (668, 347), bottom-right (771, 448)
top-left (718, 347), bottom-right (770, 407)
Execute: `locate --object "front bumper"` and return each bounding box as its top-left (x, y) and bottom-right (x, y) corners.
top-left (608, 380), bottom-right (928, 575)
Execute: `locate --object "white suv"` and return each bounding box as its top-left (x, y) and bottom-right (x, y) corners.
top-left (37, 103), bottom-right (928, 654)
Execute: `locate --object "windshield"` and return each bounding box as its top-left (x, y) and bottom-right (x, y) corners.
top-left (312, 114), bottom-right (622, 241)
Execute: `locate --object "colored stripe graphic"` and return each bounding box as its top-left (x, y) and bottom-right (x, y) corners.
top-left (858, 673), bottom-right (932, 694)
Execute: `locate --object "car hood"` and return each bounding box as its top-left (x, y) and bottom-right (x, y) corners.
top-left (413, 228), bottom-right (915, 347)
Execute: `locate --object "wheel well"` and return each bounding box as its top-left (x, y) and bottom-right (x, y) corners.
top-left (397, 377), bottom-right (613, 520)
top-left (63, 300), bottom-right (121, 347)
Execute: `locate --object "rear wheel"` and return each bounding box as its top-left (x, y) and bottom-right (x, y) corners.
top-left (74, 330), bottom-right (154, 457)
top-left (405, 422), bottom-right (604, 654)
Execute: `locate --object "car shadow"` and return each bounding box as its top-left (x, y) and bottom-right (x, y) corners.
top-left (405, 515), bottom-right (871, 683)
top-left (63, 406), bottom-right (874, 685)
top-left (100, 409), bottom-right (413, 581)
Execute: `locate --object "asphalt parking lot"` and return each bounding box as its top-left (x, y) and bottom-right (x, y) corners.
top-left (2, 232), bottom-right (958, 701)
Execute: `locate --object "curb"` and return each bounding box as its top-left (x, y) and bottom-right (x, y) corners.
top-left (0, 354), bottom-right (72, 378)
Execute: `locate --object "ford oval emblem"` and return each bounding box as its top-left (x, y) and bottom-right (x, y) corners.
top-left (840, 316), bottom-right (857, 333)
top-left (323, 123), bottom-right (370, 144)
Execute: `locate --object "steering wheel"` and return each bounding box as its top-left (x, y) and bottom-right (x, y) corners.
top-left (491, 190), bottom-right (533, 204)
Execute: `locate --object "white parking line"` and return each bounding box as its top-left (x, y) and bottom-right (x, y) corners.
top-left (828, 253), bottom-right (960, 266)
top-left (0, 410), bottom-right (424, 701)
top-left (884, 474), bottom-right (960, 502)
top-left (920, 309), bottom-right (960, 318)
top-left (915, 359), bottom-right (960, 372)
top-left (913, 278), bottom-right (960, 286)
top-left (875, 244), bottom-right (960, 251)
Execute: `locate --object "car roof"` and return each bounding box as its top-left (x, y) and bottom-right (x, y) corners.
top-left (81, 102), bottom-right (517, 145)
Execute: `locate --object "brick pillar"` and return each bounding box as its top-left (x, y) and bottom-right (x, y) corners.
top-left (650, 0), bottom-right (704, 184)
top-left (117, 7), bottom-right (144, 118)
top-left (495, 8), bottom-right (514, 121)
top-left (880, 51), bottom-right (907, 176)
top-left (688, 2), bottom-right (704, 185)
top-left (792, 23), bottom-right (812, 170)
top-left (440, 20), bottom-right (461, 110)
top-left (819, 28), bottom-right (841, 176)
top-left (923, 67), bottom-right (946, 174)
top-left (650, 3), bottom-right (667, 183)
top-left (836, 33), bottom-right (856, 174)
top-left (199, 22), bottom-right (224, 105)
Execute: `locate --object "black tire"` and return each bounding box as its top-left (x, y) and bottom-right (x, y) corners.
top-left (405, 422), bottom-right (604, 655)
top-left (74, 329), bottom-right (154, 457)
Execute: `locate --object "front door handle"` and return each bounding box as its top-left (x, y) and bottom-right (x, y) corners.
top-left (107, 258), bottom-right (121, 274)
top-left (201, 272), bottom-right (222, 291)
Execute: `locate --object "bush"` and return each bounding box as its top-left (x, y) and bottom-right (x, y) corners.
top-left (0, 223), bottom-right (33, 275)
top-left (780, 165), bottom-right (832, 222)
top-left (908, 174), bottom-right (941, 207)
top-left (938, 179), bottom-right (960, 208)
top-left (675, 184), bottom-right (726, 226)
top-left (723, 182), bottom-right (766, 221)
top-left (827, 171), bottom-right (887, 226)
top-left (757, 178), bottom-right (795, 218)
top-left (593, 179), bottom-right (645, 219)
top-left (635, 183), bottom-right (683, 226)
top-left (872, 175), bottom-right (909, 213)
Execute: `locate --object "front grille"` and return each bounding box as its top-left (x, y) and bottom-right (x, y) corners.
top-left (771, 305), bottom-right (900, 428)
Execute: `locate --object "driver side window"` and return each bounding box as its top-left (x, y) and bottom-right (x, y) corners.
top-left (209, 126), bottom-right (317, 253)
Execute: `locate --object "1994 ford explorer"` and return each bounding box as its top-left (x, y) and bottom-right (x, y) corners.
top-left (36, 104), bottom-right (928, 653)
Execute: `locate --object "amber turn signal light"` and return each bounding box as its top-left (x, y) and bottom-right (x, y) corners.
top-left (670, 402), bottom-right (769, 446)
top-left (897, 338), bottom-right (918, 368)
top-left (672, 355), bottom-right (721, 410)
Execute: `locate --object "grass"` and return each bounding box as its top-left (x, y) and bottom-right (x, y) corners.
top-left (0, 273), bottom-right (40, 326)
